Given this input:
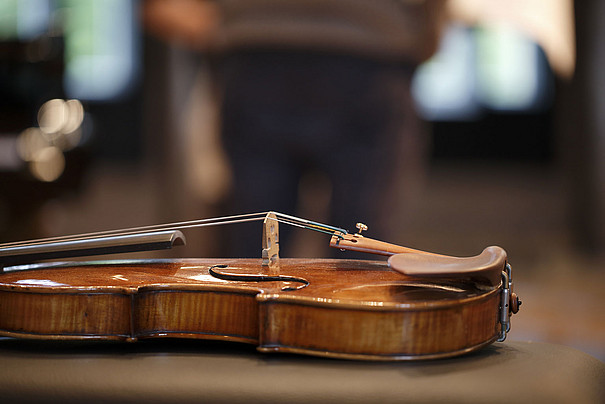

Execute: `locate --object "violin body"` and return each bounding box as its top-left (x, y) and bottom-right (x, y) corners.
top-left (0, 257), bottom-right (503, 360)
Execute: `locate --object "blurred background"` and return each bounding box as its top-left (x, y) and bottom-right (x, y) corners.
top-left (0, 0), bottom-right (603, 360)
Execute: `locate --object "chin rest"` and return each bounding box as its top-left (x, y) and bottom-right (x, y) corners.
top-left (0, 339), bottom-right (603, 403)
top-left (388, 246), bottom-right (507, 286)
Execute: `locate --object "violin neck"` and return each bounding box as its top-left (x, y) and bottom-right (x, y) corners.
top-left (0, 231), bottom-right (186, 268)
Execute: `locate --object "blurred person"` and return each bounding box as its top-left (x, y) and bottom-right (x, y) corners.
top-left (143, 0), bottom-right (447, 257)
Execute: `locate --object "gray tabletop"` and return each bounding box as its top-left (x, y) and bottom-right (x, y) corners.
top-left (0, 338), bottom-right (603, 403)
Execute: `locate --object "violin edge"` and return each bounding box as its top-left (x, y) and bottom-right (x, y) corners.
top-left (257, 336), bottom-right (500, 361)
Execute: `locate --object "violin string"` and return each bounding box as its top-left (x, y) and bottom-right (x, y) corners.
top-left (267, 215), bottom-right (347, 238)
top-left (0, 212), bottom-right (269, 248)
top-left (0, 212), bottom-right (347, 249)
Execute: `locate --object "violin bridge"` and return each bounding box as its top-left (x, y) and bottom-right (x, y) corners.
top-left (262, 212), bottom-right (279, 267)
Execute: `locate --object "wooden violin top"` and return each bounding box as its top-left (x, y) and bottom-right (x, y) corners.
top-left (0, 258), bottom-right (490, 309)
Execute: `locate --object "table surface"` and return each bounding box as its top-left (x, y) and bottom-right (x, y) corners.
top-left (0, 338), bottom-right (603, 403)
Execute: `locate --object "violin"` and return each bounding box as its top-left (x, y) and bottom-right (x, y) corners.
top-left (0, 212), bottom-right (520, 360)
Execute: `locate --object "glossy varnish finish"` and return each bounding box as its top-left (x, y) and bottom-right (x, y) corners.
top-left (0, 258), bottom-right (503, 360)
